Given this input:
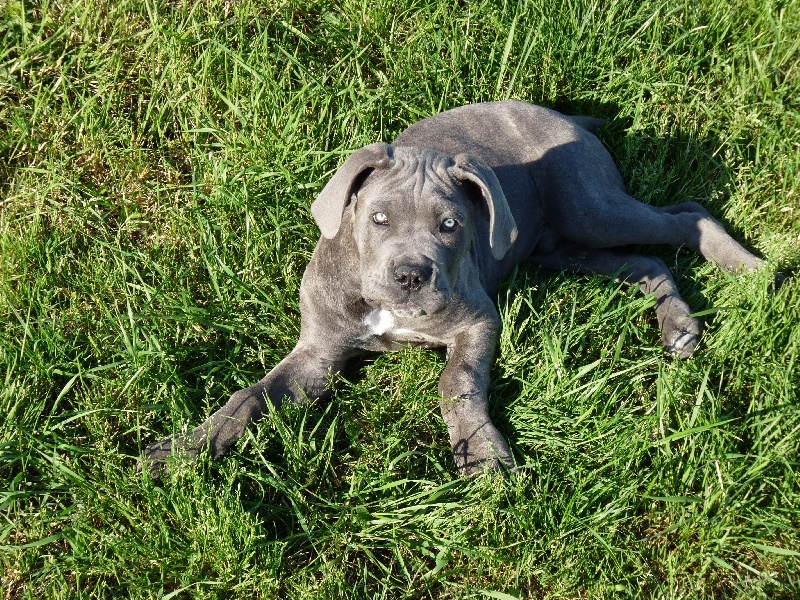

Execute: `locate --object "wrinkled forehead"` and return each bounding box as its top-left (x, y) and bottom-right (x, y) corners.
top-left (358, 148), bottom-right (461, 204)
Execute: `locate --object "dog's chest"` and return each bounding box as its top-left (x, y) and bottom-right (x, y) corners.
top-left (360, 308), bottom-right (443, 349)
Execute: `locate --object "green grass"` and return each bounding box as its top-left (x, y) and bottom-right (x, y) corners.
top-left (2, 0), bottom-right (799, 597)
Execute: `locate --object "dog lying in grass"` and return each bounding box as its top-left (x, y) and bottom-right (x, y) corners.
top-left (142, 100), bottom-right (770, 476)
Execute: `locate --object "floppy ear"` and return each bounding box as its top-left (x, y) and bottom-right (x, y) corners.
top-left (311, 142), bottom-right (394, 239)
top-left (449, 154), bottom-right (518, 260)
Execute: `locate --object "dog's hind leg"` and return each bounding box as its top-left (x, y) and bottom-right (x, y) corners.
top-left (543, 188), bottom-right (764, 273)
top-left (658, 201), bottom-right (764, 272)
top-left (531, 241), bottom-right (702, 358)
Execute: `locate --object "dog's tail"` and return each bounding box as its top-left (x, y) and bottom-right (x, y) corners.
top-left (568, 115), bottom-right (607, 133)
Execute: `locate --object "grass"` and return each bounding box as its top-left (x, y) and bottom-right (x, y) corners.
top-left (1, 0), bottom-right (799, 597)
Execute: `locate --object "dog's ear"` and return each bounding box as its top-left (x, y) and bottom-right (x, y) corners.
top-left (449, 154), bottom-right (518, 260)
top-left (311, 143), bottom-right (394, 239)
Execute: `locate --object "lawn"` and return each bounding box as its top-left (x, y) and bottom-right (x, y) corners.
top-left (1, 0), bottom-right (799, 598)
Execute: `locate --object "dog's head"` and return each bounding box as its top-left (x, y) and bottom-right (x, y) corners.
top-left (311, 144), bottom-right (517, 317)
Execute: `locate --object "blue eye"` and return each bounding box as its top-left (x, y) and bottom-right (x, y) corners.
top-left (441, 218), bottom-right (457, 231)
top-left (372, 212), bottom-right (389, 225)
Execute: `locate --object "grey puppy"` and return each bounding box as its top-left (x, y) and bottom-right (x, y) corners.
top-left (142, 100), bottom-right (764, 475)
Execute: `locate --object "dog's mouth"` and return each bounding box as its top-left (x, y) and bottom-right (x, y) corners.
top-left (365, 299), bottom-right (427, 318)
top-left (385, 302), bottom-right (425, 318)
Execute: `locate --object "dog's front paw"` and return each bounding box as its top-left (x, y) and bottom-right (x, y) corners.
top-left (137, 434), bottom-right (201, 479)
top-left (451, 422), bottom-right (515, 476)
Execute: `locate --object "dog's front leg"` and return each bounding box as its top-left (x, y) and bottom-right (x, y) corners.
top-left (438, 315), bottom-right (514, 475)
top-left (140, 342), bottom-right (348, 476)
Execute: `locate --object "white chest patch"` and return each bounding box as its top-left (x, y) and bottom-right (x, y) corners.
top-left (361, 308), bottom-right (443, 346)
top-left (364, 308), bottom-right (396, 336)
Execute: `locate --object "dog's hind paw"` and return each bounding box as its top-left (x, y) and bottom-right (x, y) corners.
top-left (665, 331), bottom-right (699, 359)
top-left (661, 313), bottom-right (702, 359)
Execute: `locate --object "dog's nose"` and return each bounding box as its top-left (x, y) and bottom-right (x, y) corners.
top-left (394, 264), bottom-right (432, 291)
